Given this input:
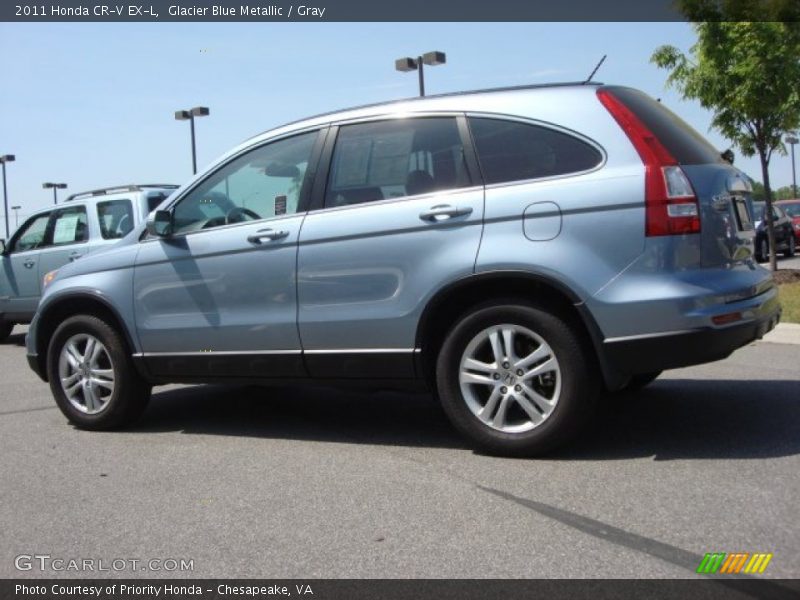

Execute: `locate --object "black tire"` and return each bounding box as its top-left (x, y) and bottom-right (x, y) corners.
top-left (47, 314), bottom-right (151, 430)
top-left (436, 303), bottom-right (599, 457)
top-left (785, 236), bottom-right (796, 258)
top-left (756, 237), bottom-right (768, 263)
top-left (0, 319), bottom-right (13, 342)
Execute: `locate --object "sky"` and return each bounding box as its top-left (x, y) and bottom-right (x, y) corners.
top-left (1, 21), bottom-right (797, 235)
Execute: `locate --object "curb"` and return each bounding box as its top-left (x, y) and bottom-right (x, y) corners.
top-left (761, 322), bottom-right (800, 346)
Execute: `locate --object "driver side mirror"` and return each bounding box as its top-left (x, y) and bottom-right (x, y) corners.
top-left (146, 210), bottom-right (173, 237)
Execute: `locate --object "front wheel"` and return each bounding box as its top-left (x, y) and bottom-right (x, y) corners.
top-left (47, 315), bottom-right (151, 429)
top-left (436, 303), bottom-right (598, 456)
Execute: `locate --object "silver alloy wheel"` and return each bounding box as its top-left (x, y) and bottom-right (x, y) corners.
top-left (58, 333), bottom-right (115, 415)
top-left (459, 323), bottom-right (561, 433)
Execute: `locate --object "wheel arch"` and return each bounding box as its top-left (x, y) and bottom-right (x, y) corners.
top-left (414, 271), bottom-right (624, 390)
top-left (34, 293), bottom-right (139, 382)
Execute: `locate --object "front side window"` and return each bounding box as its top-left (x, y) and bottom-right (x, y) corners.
top-left (10, 213), bottom-right (51, 253)
top-left (50, 206), bottom-right (89, 246)
top-left (468, 117), bottom-right (603, 185)
top-left (171, 131), bottom-right (318, 235)
top-left (325, 117), bottom-right (470, 208)
top-left (97, 199), bottom-right (134, 239)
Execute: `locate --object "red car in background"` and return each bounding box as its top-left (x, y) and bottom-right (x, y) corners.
top-left (776, 199), bottom-right (800, 243)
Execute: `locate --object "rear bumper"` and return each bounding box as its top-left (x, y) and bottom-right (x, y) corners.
top-left (603, 295), bottom-right (781, 375)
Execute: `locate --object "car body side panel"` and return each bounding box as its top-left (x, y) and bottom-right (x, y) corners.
top-left (475, 164), bottom-right (646, 302)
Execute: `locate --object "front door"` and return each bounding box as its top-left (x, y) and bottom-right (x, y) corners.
top-left (0, 211), bottom-right (52, 320)
top-left (133, 129), bottom-right (323, 379)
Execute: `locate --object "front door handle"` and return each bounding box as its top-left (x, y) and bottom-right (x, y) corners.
top-left (247, 228), bottom-right (290, 244)
top-left (68, 251), bottom-right (83, 262)
top-left (23, 260), bottom-right (36, 269)
top-left (419, 204), bottom-right (473, 222)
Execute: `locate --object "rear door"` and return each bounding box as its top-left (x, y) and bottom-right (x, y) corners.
top-left (297, 115), bottom-right (483, 378)
top-left (37, 204), bottom-right (91, 278)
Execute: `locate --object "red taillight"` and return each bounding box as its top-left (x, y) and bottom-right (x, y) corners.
top-left (597, 89), bottom-right (701, 236)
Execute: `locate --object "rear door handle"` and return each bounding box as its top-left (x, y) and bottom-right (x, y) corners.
top-left (23, 260), bottom-right (36, 269)
top-left (68, 251), bottom-right (83, 262)
top-left (419, 204), bottom-right (473, 222)
top-left (247, 228), bottom-right (290, 244)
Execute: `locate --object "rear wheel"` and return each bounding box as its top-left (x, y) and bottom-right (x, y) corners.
top-left (756, 237), bottom-right (769, 263)
top-left (785, 236), bottom-right (796, 258)
top-left (47, 315), bottom-right (151, 429)
top-left (436, 303), bottom-right (598, 456)
top-left (0, 319), bottom-right (13, 342)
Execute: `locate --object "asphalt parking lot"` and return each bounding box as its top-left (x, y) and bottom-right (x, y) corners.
top-left (1, 326), bottom-right (798, 581)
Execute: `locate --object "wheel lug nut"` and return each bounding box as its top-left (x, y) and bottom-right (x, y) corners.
top-left (493, 373), bottom-right (500, 380)
top-left (501, 386), bottom-right (508, 394)
top-left (514, 385), bottom-right (521, 392)
top-left (516, 369), bottom-right (523, 376)
top-left (502, 362), bottom-right (510, 369)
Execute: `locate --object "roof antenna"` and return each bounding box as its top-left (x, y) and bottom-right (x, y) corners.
top-left (584, 55), bottom-right (606, 84)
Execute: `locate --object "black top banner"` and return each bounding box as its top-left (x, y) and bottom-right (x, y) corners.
top-left (0, 0), bottom-right (697, 22)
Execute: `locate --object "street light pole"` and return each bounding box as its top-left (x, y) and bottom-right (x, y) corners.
top-left (42, 182), bottom-right (67, 205)
top-left (175, 106), bottom-right (210, 174)
top-left (0, 154), bottom-right (15, 239)
top-left (10, 205), bottom-right (20, 228)
top-left (786, 135), bottom-right (798, 198)
top-left (395, 51), bottom-right (446, 97)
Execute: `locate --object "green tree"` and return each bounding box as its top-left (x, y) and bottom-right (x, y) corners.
top-left (750, 180), bottom-right (766, 201)
top-left (651, 4), bottom-right (800, 269)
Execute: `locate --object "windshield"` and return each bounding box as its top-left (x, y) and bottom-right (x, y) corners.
top-left (780, 202), bottom-right (800, 218)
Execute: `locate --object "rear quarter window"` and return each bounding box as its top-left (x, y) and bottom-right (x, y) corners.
top-left (97, 199), bottom-right (134, 239)
top-left (602, 86), bottom-right (724, 166)
top-left (468, 117), bottom-right (602, 185)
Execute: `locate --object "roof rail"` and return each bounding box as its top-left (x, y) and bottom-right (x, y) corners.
top-left (64, 184), bottom-right (179, 202)
top-left (248, 80), bottom-right (604, 141)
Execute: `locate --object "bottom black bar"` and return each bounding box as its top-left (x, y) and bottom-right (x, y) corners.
top-left (3, 579), bottom-right (799, 600)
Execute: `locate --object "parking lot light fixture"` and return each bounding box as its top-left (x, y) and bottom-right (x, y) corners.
top-left (42, 182), bottom-right (67, 205)
top-left (175, 106), bottom-right (210, 174)
top-left (395, 51), bottom-right (447, 97)
top-left (10, 205), bottom-right (20, 228)
top-left (0, 154), bottom-right (15, 239)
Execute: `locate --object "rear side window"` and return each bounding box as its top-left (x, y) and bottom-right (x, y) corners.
top-left (50, 206), bottom-right (88, 246)
top-left (325, 117), bottom-right (470, 207)
top-left (468, 117), bottom-right (602, 185)
top-left (602, 87), bottom-right (724, 165)
top-left (97, 199), bottom-right (134, 239)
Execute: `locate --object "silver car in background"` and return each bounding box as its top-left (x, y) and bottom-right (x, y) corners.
top-left (0, 184), bottom-right (176, 340)
top-left (25, 83), bottom-right (780, 455)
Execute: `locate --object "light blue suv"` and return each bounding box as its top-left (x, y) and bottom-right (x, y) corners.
top-left (26, 84), bottom-right (781, 455)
